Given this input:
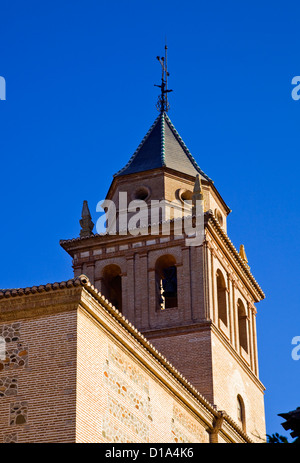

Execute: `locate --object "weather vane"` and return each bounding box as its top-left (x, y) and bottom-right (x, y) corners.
top-left (154, 44), bottom-right (173, 113)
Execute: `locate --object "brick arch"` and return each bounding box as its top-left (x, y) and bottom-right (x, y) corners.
top-left (94, 257), bottom-right (126, 280)
top-left (155, 254), bottom-right (178, 310)
top-left (155, 254), bottom-right (177, 277)
top-left (216, 268), bottom-right (227, 327)
top-left (101, 264), bottom-right (123, 312)
top-left (148, 247), bottom-right (182, 270)
top-left (237, 298), bottom-right (248, 353)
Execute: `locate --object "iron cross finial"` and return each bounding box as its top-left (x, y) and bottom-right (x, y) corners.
top-left (154, 44), bottom-right (173, 113)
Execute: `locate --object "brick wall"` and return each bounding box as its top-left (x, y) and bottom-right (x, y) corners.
top-left (0, 308), bottom-right (77, 443)
top-left (144, 328), bottom-right (214, 405)
top-left (211, 331), bottom-right (266, 442)
top-left (0, 280), bottom-right (255, 443)
top-left (76, 299), bottom-right (211, 443)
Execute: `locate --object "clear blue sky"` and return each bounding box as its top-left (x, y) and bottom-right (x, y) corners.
top-left (0, 0), bottom-right (299, 441)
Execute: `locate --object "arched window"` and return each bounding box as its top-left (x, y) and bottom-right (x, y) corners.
top-left (216, 270), bottom-right (227, 327)
top-left (155, 255), bottom-right (178, 310)
top-left (237, 395), bottom-right (246, 431)
top-left (102, 265), bottom-right (122, 312)
top-left (237, 299), bottom-right (248, 353)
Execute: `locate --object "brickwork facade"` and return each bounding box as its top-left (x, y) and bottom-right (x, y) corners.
top-left (60, 157), bottom-right (266, 442)
top-left (0, 109), bottom-right (267, 443)
top-left (0, 279), bottom-right (252, 443)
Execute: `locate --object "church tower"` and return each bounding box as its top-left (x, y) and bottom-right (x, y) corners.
top-left (60, 49), bottom-right (266, 441)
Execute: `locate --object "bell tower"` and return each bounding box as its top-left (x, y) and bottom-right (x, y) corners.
top-left (60, 52), bottom-right (266, 442)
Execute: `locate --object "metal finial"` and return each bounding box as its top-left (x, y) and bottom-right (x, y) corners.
top-left (154, 44), bottom-right (173, 113)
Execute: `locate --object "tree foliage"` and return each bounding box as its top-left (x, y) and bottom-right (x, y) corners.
top-left (267, 433), bottom-right (289, 443)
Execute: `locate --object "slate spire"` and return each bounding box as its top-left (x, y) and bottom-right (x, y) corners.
top-left (114, 112), bottom-right (212, 182)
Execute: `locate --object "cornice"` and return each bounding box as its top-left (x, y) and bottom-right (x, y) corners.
top-left (141, 320), bottom-right (212, 339)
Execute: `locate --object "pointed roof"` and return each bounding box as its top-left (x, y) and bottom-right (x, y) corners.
top-left (114, 112), bottom-right (212, 182)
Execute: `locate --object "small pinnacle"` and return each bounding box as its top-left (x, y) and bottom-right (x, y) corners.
top-left (193, 174), bottom-right (203, 199)
top-left (79, 200), bottom-right (94, 238)
top-left (192, 174), bottom-right (203, 215)
top-left (239, 245), bottom-right (248, 264)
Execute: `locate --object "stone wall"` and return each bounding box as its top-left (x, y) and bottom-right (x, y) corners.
top-left (211, 330), bottom-right (266, 442)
